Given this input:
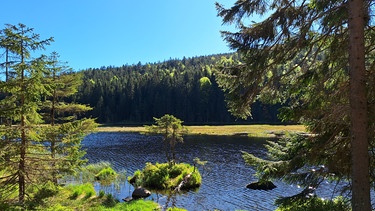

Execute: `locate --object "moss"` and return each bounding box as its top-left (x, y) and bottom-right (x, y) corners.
top-left (131, 162), bottom-right (202, 190)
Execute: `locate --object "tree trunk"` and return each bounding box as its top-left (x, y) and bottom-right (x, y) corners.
top-left (18, 46), bottom-right (26, 204)
top-left (19, 117), bottom-right (26, 204)
top-left (348, 0), bottom-right (371, 210)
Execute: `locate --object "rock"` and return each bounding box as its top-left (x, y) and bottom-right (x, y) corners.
top-left (246, 181), bottom-right (276, 190)
top-left (132, 187), bottom-right (151, 199)
top-left (123, 196), bottom-right (133, 202)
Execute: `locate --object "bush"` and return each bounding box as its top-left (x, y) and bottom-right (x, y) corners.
top-left (131, 162), bottom-right (202, 190)
top-left (95, 166), bottom-right (118, 181)
top-left (275, 196), bottom-right (350, 211)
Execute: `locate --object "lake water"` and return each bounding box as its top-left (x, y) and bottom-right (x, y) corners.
top-left (82, 132), bottom-right (344, 211)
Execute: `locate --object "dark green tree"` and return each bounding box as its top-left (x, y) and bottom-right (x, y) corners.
top-left (41, 52), bottom-right (96, 184)
top-left (0, 23), bottom-right (53, 203)
top-left (0, 24), bottom-right (96, 205)
top-left (145, 114), bottom-right (187, 165)
top-left (215, 0), bottom-right (374, 210)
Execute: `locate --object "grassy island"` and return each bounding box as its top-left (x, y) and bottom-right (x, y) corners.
top-left (130, 162), bottom-right (202, 191)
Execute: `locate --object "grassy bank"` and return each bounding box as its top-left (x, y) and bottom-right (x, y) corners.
top-left (97, 124), bottom-right (306, 137)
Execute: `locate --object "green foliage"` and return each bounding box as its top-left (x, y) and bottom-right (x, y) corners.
top-left (145, 114), bottom-right (187, 164)
top-left (27, 181), bottom-right (59, 209)
top-left (131, 162), bottom-right (201, 190)
top-left (167, 207), bottom-right (187, 211)
top-left (109, 199), bottom-right (160, 211)
top-left (0, 23), bottom-right (97, 204)
top-left (193, 157), bottom-right (208, 172)
top-left (215, 0), bottom-right (375, 209)
top-left (95, 167), bottom-right (118, 181)
top-left (98, 190), bottom-right (105, 198)
top-left (67, 183), bottom-right (96, 200)
top-left (199, 76), bottom-right (212, 89)
top-left (275, 196), bottom-right (350, 211)
top-left (26, 182), bottom-right (161, 211)
top-left (65, 162), bottom-right (124, 186)
top-left (101, 193), bottom-right (118, 207)
top-left (74, 53), bottom-right (280, 124)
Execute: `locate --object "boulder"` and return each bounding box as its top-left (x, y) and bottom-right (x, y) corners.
top-left (123, 196), bottom-right (133, 202)
top-left (132, 187), bottom-right (151, 199)
top-left (246, 181), bottom-right (276, 190)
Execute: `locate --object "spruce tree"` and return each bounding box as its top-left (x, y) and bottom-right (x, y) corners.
top-left (0, 24), bottom-right (96, 205)
top-left (41, 52), bottom-right (96, 185)
top-left (0, 23), bottom-right (53, 203)
top-left (215, 1), bottom-right (374, 210)
top-left (145, 114), bottom-right (187, 165)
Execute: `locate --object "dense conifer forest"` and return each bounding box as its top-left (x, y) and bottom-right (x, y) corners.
top-left (73, 54), bottom-right (280, 124)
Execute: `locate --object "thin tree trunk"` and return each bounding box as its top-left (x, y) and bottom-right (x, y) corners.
top-left (19, 116), bottom-right (26, 204)
top-left (51, 71), bottom-right (58, 185)
top-left (348, 0), bottom-right (371, 210)
top-left (19, 50), bottom-right (26, 203)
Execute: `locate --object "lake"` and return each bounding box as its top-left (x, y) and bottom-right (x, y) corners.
top-left (82, 132), bottom-right (343, 211)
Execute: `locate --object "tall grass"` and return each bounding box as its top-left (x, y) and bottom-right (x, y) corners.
top-left (61, 161), bottom-right (126, 186)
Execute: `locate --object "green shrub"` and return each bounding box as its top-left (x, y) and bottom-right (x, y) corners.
top-left (275, 196), bottom-right (350, 211)
top-left (95, 166), bottom-right (118, 181)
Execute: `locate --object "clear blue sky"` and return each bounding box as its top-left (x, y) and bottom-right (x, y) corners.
top-left (1, 0), bottom-right (237, 71)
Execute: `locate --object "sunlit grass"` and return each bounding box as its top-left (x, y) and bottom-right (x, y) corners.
top-left (98, 124), bottom-right (306, 137)
top-left (35, 183), bottom-right (161, 211)
top-left (130, 162), bottom-right (201, 190)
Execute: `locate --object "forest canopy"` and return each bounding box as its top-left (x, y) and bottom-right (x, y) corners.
top-left (73, 54), bottom-right (281, 124)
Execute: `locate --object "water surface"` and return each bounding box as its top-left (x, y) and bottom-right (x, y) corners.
top-left (82, 132), bottom-right (339, 211)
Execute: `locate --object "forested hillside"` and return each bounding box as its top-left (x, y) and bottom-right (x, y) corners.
top-left (74, 54), bottom-right (280, 124)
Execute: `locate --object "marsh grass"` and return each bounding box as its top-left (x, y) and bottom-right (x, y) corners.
top-left (98, 124), bottom-right (305, 137)
top-left (62, 161), bottom-right (126, 186)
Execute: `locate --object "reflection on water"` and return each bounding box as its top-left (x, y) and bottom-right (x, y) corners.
top-left (82, 132), bottom-right (337, 210)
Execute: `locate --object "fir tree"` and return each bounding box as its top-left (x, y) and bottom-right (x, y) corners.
top-left (0, 24), bottom-right (96, 205)
top-left (215, 1), bottom-right (374, 210)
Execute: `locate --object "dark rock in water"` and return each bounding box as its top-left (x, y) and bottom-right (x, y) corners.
top-left (246, 181), bottom-right (276, 190)
top-left (132, 187), bottom-right (151, 199)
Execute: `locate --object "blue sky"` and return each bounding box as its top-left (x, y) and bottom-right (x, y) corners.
top-left (1, 0), bottom-right (237, 71)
